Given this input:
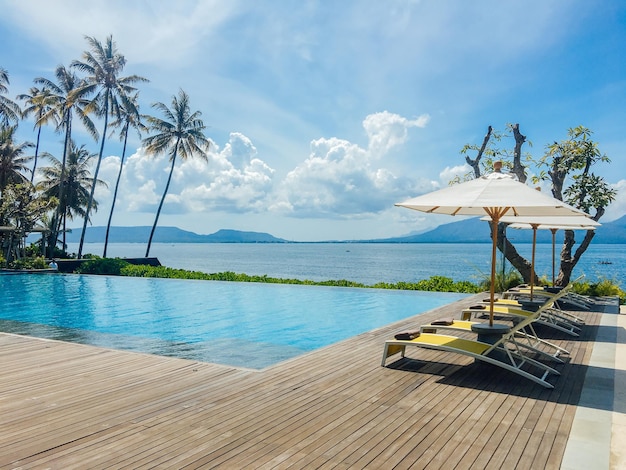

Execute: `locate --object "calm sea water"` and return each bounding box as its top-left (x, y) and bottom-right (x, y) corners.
top-left (0, 274), bottom-right (468, 368)
top-left (68, 242), bottom-right (625, 286)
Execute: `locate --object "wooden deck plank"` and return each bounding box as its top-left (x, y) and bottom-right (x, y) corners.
top-left (0, 295), bottom-right (614, 469)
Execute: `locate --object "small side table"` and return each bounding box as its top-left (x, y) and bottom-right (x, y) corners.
top-left (471, 323), bottom-right (511, 344)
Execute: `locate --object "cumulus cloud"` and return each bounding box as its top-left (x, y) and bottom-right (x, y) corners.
top-left (272, 112), bottom-right (434, 218)
top-left (364, 111), bottom-right (430, 157)
top-left (102, 132), bottom-right (275, 216)
top-left (93, 111), bottom-right (435, 224)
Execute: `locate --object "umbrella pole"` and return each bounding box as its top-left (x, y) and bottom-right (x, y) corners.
top-left (530, 225), bottom-right (538, 301)
top-left (489, 216), bottom-right (500, 327)
top-left (501, 225), bottom-right (507, 283)
top-left (551, 228), bottom-right (557, 286)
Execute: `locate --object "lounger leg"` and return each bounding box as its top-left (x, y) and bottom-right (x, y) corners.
top-left (381, 343), bottom-right (406, 366)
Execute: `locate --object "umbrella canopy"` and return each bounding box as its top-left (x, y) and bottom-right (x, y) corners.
top-left (396, 170), bottom-right (591, 326)
top-left (496, 215), bottom-right (600, 290)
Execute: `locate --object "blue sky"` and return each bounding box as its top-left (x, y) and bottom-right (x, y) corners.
top-left (1, 0), bottom-right (625, 241)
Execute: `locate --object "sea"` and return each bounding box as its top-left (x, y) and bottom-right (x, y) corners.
top-left (66, 242), bottom-right (625, 286)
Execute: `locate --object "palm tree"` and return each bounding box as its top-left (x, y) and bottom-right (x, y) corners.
top-left (39, 141), bottom-right (106, 250)
top-left (17, 86), bottom-right (57, 182)
top-left (0, 125), bottom-right (33, 191)
top-left (0, 126), bottom-right (34, 262)
top-left (35, 65), bottom-right (96, 256)
top-left (71, 35), bottom-right (149, 258)
top-left (103, 92), bottom-right (147, 257)
top-left (0, 182), bottom-right (54, 263)
top-left (0, 67), bottom-right (21, 125)
top-left (142, 89), bottom-right (209, 257)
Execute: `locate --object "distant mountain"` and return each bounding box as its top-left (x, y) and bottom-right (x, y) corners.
top-left (375, 214), bottom-right (626, 244)
top-left (57, 214), bottom-right (626, 244)
top-left (596, 214), bottom-right (626, 243)
top-left (373, 218), bottom-right (488, 243)
top-left (63, 226), bottom-right (288, 243)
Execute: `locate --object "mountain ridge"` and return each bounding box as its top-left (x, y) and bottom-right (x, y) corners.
top-left (63, 214), bottom-right (626, 244)
top-left (64, 226), bottom-right (288, 244)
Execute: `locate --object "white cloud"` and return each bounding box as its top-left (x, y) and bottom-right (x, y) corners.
top-left (3, 0), bottom-right (240, 67)
top-left (604, 180), bottom-right (626, 222)
top-left (91, 111), bottom-right (435, 224)
top-left (272, 112), bottom-right (435, 218)
top-left (364, 111), bottom-right (430, 157)
top-left (438, 164), bottom-right (472, 185)
top-left (98, 132), bottom-right (276, 217)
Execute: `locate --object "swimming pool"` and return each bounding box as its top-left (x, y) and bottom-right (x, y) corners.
top-left (0, 273), bottom-right (469, 368)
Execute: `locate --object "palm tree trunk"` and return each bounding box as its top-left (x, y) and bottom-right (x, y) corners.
top-left (31, 124), bottom-right (42, 183)
top-left (62, 214), bottom-right (67, 252)
top-left (50, 111), bottom-right (72, 258)
top-left (78, 97), bottom-right (109, 258)
top-left (145, 142), bottom-right (179, 257)
top-left (103, 121), bottom-right (129, 258)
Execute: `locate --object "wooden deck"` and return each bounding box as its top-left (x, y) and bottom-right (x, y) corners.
top-left (0, 295), bottom-right (610, 469)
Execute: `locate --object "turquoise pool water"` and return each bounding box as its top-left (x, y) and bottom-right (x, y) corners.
top-left (0, 273), bottom-right (468, 368)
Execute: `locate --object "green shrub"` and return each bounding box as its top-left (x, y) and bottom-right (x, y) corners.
top-left (7, 256), bottom-right (47, 270)
top-left (572, 277), bottom-right (625, 304)
top-left (25, 243), bottom-right (42, 257)
top-left (477, 265), bottom-right (523, 293)
top-left (371, 276), bottom-right (481, 293)
top-left (75, 258), bottom-right (131, 275)
top-left (115, 266), bottom-right (480, 294)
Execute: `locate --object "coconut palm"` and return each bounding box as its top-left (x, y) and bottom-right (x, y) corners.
top-left (142, 89), bottom-right (209, 257)
top-left (103, 92), bottom-right (147, 257)
top-left (0, 67), bottom-right (21, 125)
top-left (71, 35), bottom-right (149, 258)
top-left (16, 86), bottom-right (57, 182)
top-left (0, 182), bottom-right (54, 263)
top-left (0, 126), bottom-right (35, 262)
top-left (39, 141), bottom-right (106, 250)
top-left (35, 65), bottom-right (96, 256)
top-left (0, 125), bottom-right (33, 191)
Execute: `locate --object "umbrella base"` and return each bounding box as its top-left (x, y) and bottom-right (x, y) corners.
top-left (471, 323), bottom-right (510, 343)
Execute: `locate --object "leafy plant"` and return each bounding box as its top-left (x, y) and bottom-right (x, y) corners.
top-left (8, 256), bottom-right (47, 269)
top-left (571, 277), bottom-right (625, 304)
top-left (373, 276), bottom-right (481, 293)
top-left (476, 264), bottom-right (523, 293)
top-left (75, 257), bottom-right (130, 275)
top-left (115, 265), bottom-right (482, 294)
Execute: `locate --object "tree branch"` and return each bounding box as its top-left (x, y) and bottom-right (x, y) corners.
top-left (511, 123), bottom-right (527, 183)
top-left (465, 125), bottom-right (492, 178)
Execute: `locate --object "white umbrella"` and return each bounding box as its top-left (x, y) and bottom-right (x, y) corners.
top-left (496, 215), bottom-right (600, 293)
top-left (396, 169), bottom-right (591, 326)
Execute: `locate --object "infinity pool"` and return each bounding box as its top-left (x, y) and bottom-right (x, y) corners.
top-left (0, 273), bottom-right (468, 368)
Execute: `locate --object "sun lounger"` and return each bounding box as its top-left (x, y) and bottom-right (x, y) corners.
top-left (504, 274), bottom-right (589, 314)
top-left (470, 277), bottom-right (587, 333)
top-left (380, 277), bottom-right (584, 387)
top-left (462, 303), bottom-right (582, 337)
top-left (418, 319), bottom-right (569, 362)
top-left (504, 288), bottom-right (590, 316)
top-left (469, 294), bottom-right (586, 327)
top-left (421, 287), bottom-right (573, 360)
top-left (381, 330), bottom-right (560, 388)
top-left (487, 297), bottom-right (586, 327)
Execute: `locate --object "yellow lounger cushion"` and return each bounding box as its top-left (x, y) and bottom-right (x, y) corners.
top-left (421, 320), bottom-right (475, 333)
top-left (400, 333), bottom-right (491, 356)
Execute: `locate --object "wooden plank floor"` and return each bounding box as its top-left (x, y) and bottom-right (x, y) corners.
top-left (0, 295), bottom-right (607, 469)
